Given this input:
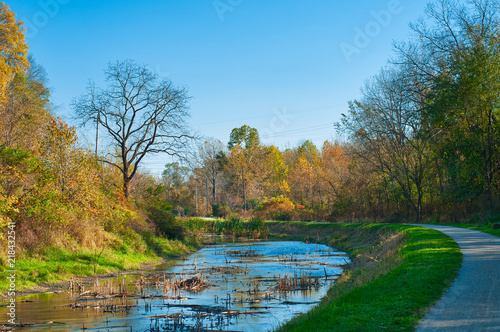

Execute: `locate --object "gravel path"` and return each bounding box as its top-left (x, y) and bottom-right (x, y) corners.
top-left (413, 224), bottom-right (500, 331)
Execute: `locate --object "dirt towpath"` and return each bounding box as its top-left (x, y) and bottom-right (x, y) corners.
top-left (413, 224), bottom-right (500, 331)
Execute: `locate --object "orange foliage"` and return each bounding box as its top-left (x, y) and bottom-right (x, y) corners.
top-left (261, 195), bottom-right (295, 212)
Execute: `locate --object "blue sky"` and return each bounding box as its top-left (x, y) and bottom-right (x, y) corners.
top-left (8, 0), bottom-right (429, 175)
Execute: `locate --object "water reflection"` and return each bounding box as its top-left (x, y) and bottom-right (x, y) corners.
top-left (1, 241), bottom-right (349, 332)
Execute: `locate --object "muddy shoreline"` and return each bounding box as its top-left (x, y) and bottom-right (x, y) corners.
top-left (0, 236), bottom-right (264, 303)
top-left (0, 258), bottom-right (176, 302)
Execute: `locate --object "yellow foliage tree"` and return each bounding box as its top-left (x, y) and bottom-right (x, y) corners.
top-left (0, 2), bottom-right (29, 101)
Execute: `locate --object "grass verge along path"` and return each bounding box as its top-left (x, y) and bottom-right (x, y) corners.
top-left (268, 222), bottom-right (462, 332)
top-left (438, 223), bottom-right (500, 238)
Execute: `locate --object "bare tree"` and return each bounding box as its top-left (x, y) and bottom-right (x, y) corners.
top-left (198, 138), bottom-right (227, 204)
top-left (394, 0), bottom-right (500, 91)
top-left (73, 60), bottom-right (192, 198)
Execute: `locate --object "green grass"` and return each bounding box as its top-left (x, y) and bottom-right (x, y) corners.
top-left (206, 217), bottom-right (269, 239)
top-left (269, 222), bottom-right (462, 332)
top-left (0, 250), bottom-right (156, 292)
top-left (0, 235), bottom-right (195, 295)
top-left (436, 223), bottom-right (500, 238)
top-left (0, 217), bottom-right (218, 296)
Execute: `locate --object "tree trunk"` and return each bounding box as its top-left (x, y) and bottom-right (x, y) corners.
top-left (95, 112), bottom-right (99, 156)
top-left (195, 182), bottom-right (198, 216)
top-left (123, 176), bottom-right (130, 199)
top-left (212, 178), bottom-right (216, 203)
top-left (242, 168), bottom-right (246, 210)
top-left (206, 179), bottom-right (209, 215)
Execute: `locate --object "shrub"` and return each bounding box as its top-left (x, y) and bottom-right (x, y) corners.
top-left (212, 203), bottom-right (230, 218)
top-left (183, 217), bottom-right (208, 232)
top-left (224, 217), bottom-right (245, 236)
top-left (247, 217), bottom-right (268, 238)
top-left (261, 196), bottom-right (302, 221)
top-left (147, 201), bottom-right (187, 240)
top-left (206, 217), bottom-right (245, 237)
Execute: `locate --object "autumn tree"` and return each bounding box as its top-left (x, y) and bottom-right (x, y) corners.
top-left (41, 118), bottom-right (78, 194)
top-left (73, 60), bottom-right (192, 198)
top-left (287, 140), bottom-right (321, 206)
top-left (0, 2), bottom-right (29, 101)
top-left (319, 141), bottom-right (350, 204)
top-left (262, 145), bottom-right (289, 197)
top-left (0, 8), bottom-right (44, 151)
top-left (227, 125), bottom-right (261, 209)
top-left (0, 56), bottom-right (51, 150)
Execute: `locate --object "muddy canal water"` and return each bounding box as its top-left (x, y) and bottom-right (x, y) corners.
top-left (2, 241), bottom-right (349, 331)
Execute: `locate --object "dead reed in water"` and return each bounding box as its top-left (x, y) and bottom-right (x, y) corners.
top-left (276, 271), bottom-right (319, 291)
top-left (164, 274), bottom-right (214, 295)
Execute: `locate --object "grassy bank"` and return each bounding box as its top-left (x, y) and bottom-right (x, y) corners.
top-left (0, 216), bottom-right (267, 297)
top-left (268, 222), bottom-right (462, 331)
top-left (0, 226), bottom-right (199, 297)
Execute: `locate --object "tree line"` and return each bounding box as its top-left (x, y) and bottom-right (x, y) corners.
top-left (1, 0), bottom-right (500, 268)
top-left (167, 0), bottom-right (500, 223)
top-left (341, 0), bottom-right (500, 222)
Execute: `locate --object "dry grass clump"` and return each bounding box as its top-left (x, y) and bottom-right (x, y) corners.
top-left (276, 272), bottom-right (319, 292)
top-left (163, 274), bottom-right (214, 295)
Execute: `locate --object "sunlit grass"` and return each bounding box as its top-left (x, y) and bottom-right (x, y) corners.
top-left (438, 223), bottom-right (500, 238)
top-left (271, 223), bottom-right (462, 332)
top-left (0, 236), bottom-right (193, 296)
